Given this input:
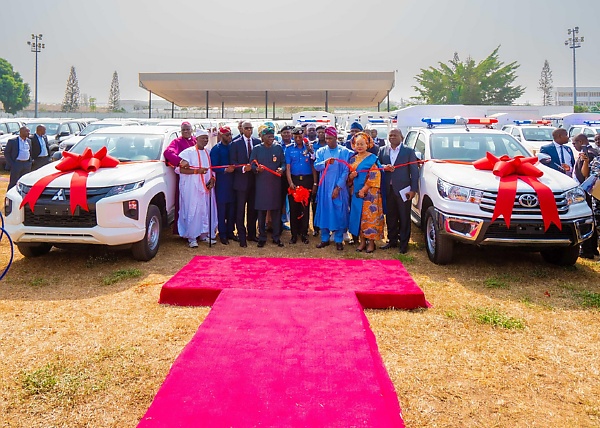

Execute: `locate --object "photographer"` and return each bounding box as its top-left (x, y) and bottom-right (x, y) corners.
top-left (573, 133), bottom-right (599, 259)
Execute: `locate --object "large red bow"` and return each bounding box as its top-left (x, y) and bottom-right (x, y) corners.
top-left (472, 152), bottom-right (561, 231)
top-left (21, 147), bottom-right (119, 215)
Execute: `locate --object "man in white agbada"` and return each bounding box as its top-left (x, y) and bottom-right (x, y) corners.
top-left (177, 129), bottom-right (218, 247)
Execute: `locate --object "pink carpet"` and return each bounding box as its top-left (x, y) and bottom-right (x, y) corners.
top-left (139, 289), bottom-right (405, 427)
top-left (159, 256), bottom-right (429, 309)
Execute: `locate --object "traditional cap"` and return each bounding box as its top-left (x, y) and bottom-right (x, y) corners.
top-left (315, 125), bottom-right (326, 131)
top-left (260, 127), bottom-right (275, 136)
top-left (219, 126), bottom-right (231, 134)
top-left (350, 122), bottom-right (363, 131)
top-left (280, 125), bottom-right (294, 132)
top-left (195, 129), bottom-right (209, 137)
top-left (292, 127), bottom-right (304, 135)
top-left (324, 126), bottom-right (338, 137)
top-left (181, 121), bottom-right (192, 128)
top-left (306, 123), bottom-right (317, 130)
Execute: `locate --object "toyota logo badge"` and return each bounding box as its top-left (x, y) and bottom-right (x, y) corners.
top-left (518, 194), bottom-right (539, 208)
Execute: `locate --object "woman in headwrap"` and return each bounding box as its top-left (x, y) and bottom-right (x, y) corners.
top-left (347, 132), bottom-right (384, 253)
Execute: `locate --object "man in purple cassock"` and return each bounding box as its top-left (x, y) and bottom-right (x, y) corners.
top-left (163, 122), bottom-right (196, 235)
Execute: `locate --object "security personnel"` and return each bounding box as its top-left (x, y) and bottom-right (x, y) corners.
top-left (285, 127), bottom-right (317, 244)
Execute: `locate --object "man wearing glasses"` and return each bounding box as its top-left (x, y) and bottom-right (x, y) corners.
top-left (230, 121), bottom-right (260, 247)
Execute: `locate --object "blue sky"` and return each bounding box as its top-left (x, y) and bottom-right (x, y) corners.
top-left (2, 0), bottom-right (599, 105)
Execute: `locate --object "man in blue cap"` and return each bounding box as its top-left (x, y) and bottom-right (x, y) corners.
top-left (345, 122), bottom-right (363, 150)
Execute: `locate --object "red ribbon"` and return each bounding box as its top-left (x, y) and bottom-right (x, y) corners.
top-left (251, 159), bottom-right (282, 177)
top-left (21, 147), bottom-right (119, 215)
top-left (472, 152), bottom-right (561, 231)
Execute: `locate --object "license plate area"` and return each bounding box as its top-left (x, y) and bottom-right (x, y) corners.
top-left (516, 224), bottom-right (544, 234)
top-left (34, 204), bottom-right (80, 216)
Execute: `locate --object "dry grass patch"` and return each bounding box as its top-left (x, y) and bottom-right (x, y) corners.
top-left (1, 174), bottom-right (599, 427)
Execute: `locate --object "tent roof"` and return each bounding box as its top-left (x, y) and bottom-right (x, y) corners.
top-left (138, 71), bottom-right (395, 108)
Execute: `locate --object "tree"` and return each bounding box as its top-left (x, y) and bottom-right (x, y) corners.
top-left (62, 66), bottom-right (80, 112)
top-left (413, 46), bottom-right (524, 105)
top-left (538, 60), bottom-right (553, 106)
top-left (108, 71), bottom-right (120, 112)
top-left (0, 58), bottom-right (31, 114)
top-left (89, 97), bottom-right (97, 112)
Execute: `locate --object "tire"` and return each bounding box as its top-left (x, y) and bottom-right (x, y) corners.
top-left (17, 243), bottom-right (52, 258)
top-left (131, 204), bottom-right (162, 261)
top-left (540, 245), bottom-right (580, 266)
top-left (424, 206), bottom-right (454, 264)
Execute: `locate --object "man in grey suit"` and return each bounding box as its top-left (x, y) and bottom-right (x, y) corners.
top-left (5, 126), bottom-right (32, 190)
top-left (30, 124), bottom-right (51, 170)
top-left (377, 129), bottom-right (419, 253)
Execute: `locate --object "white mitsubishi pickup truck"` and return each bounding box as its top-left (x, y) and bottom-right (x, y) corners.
top-left (405, 118), bottom-right (594, 265)
top-left (4, 126), bottom-right (178, 261)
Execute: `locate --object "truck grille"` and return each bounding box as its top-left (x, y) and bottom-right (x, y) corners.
top-left (480, 191), bottom-right (568, 216)
top-left (21, 186), bottom-right (112, 228)
top-left (483, 222), bottom-right (574, 240)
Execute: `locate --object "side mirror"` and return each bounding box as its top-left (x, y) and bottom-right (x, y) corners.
top-left (59, 131), bottom-right (70, 137)
top-left (537, 152), bottom-right (551, 164)
top-left (52, 151), bottom-right (63, 162)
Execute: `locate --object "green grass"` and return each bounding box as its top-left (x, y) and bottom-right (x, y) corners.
top-left (483, 275), bottom-right (511, 289)
top-left (102, 268), bottom-right (142, 285)
top-left (578, 291), bottom-right (600, 308)
top-left (29, 277), bottom-right (48, 287)
top-left (21, 364), bottom-right (59, 395)
top-left (397, 253), bottom-right (415, 263)
top-left (472, 307), bottom-right (526, 329)
top-left (444, 310), bottom-right (458, 319)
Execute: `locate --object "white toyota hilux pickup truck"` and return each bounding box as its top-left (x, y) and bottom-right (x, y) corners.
top-left (4, 126), bottom-right (178, 261)
top-left (405, 118), bottom-right (594, 265)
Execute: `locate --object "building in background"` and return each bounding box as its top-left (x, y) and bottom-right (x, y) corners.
top-left (554, 86), bottom-right (600, 108)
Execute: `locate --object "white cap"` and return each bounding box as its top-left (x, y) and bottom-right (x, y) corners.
top-left (195, 129), bottom-right (209, 137)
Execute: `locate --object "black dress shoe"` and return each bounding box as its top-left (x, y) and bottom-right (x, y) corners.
top-left (228, 235), bottom-right (239, 242)
top-left (579, 253), bottom-right (595, 260)
top-left (257, 241), bottom-right (266, 248)
top-left (248, 237), bottom-right (259, 243)
top-left (240, 242), bottom-right (248, 248)
top-left (289, 235), bottom-right (298, 244)
top-left (220, 238), bottom-right (229, 245)
top-left (399, 247), bottom-right (408, 254)
top-left (301, 235), bottom-right (309, 244)
top-left (336, 243), bottom-right (344, 251)
top-left (380, 242), bottom-right (398, 250)
top-left (316, 241), bottom-right (330, 249)
top-left (312, 230), bottom-right (320, 237)
top-left (274, 240), bottom-right (284, 248)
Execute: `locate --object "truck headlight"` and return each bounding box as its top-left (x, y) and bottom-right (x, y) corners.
top-left (16, 181), bottom-right (31, 197)
top-left (105, 181), bottom-right (145, 197)
top-left (564, 186), bottom-right (586, 205)
top-left (437, 178), bottom-right (483, 204)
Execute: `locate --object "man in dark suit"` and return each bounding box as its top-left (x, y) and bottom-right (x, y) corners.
top-left (210, 126), bottom-right (237, 245)
top-left (377, 128), bottom-right (419, 253)
top-left (369, 128), bottom-right (386, 147)
top-left (229, 121), bottom-right (260, 247)
top-left (539, 128), bottom-right (574, 176)
top-left (30, 124), bottom-right (51, 170)
top-left (5, 126), bottom-right (32, 190)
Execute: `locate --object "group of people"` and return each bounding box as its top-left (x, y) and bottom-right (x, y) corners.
top-left (5, 124), bottom-right (52, 190)
top-left (166, 120), bottom-right (419, 253)
top-left (541, 129), bottom-right (600, 260)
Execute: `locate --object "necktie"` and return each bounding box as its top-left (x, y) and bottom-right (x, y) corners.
top-left (559, 145), bottom-right (565, 164)
top-left (247, 138), bottom-right (252, 157)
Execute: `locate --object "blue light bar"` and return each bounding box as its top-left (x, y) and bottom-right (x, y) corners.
top-left (368, 119), bottom-right (386, 123)
top-left (583, 120), bottom-right (600, 126)
top-left (422, 118), bottom-right (461, 125)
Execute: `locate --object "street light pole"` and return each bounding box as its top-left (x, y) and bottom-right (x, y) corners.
top-left (27, 34), bottom-right (45, 118)
top-left (565, 27), bottom-right (584, 109)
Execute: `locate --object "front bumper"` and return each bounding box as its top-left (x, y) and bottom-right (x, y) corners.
top-left (433, 208), bottom-right (595, 247)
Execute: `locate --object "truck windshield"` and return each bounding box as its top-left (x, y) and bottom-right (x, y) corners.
top-left (70, 133), bottom-right (163, 161)
top-left (430, 133), bottom-right (530, 161)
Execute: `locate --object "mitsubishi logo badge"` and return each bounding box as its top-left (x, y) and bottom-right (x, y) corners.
top-left (518, 194), bottom-right (539, 208)
top-left (52, 189), bottom-right (66, 201)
